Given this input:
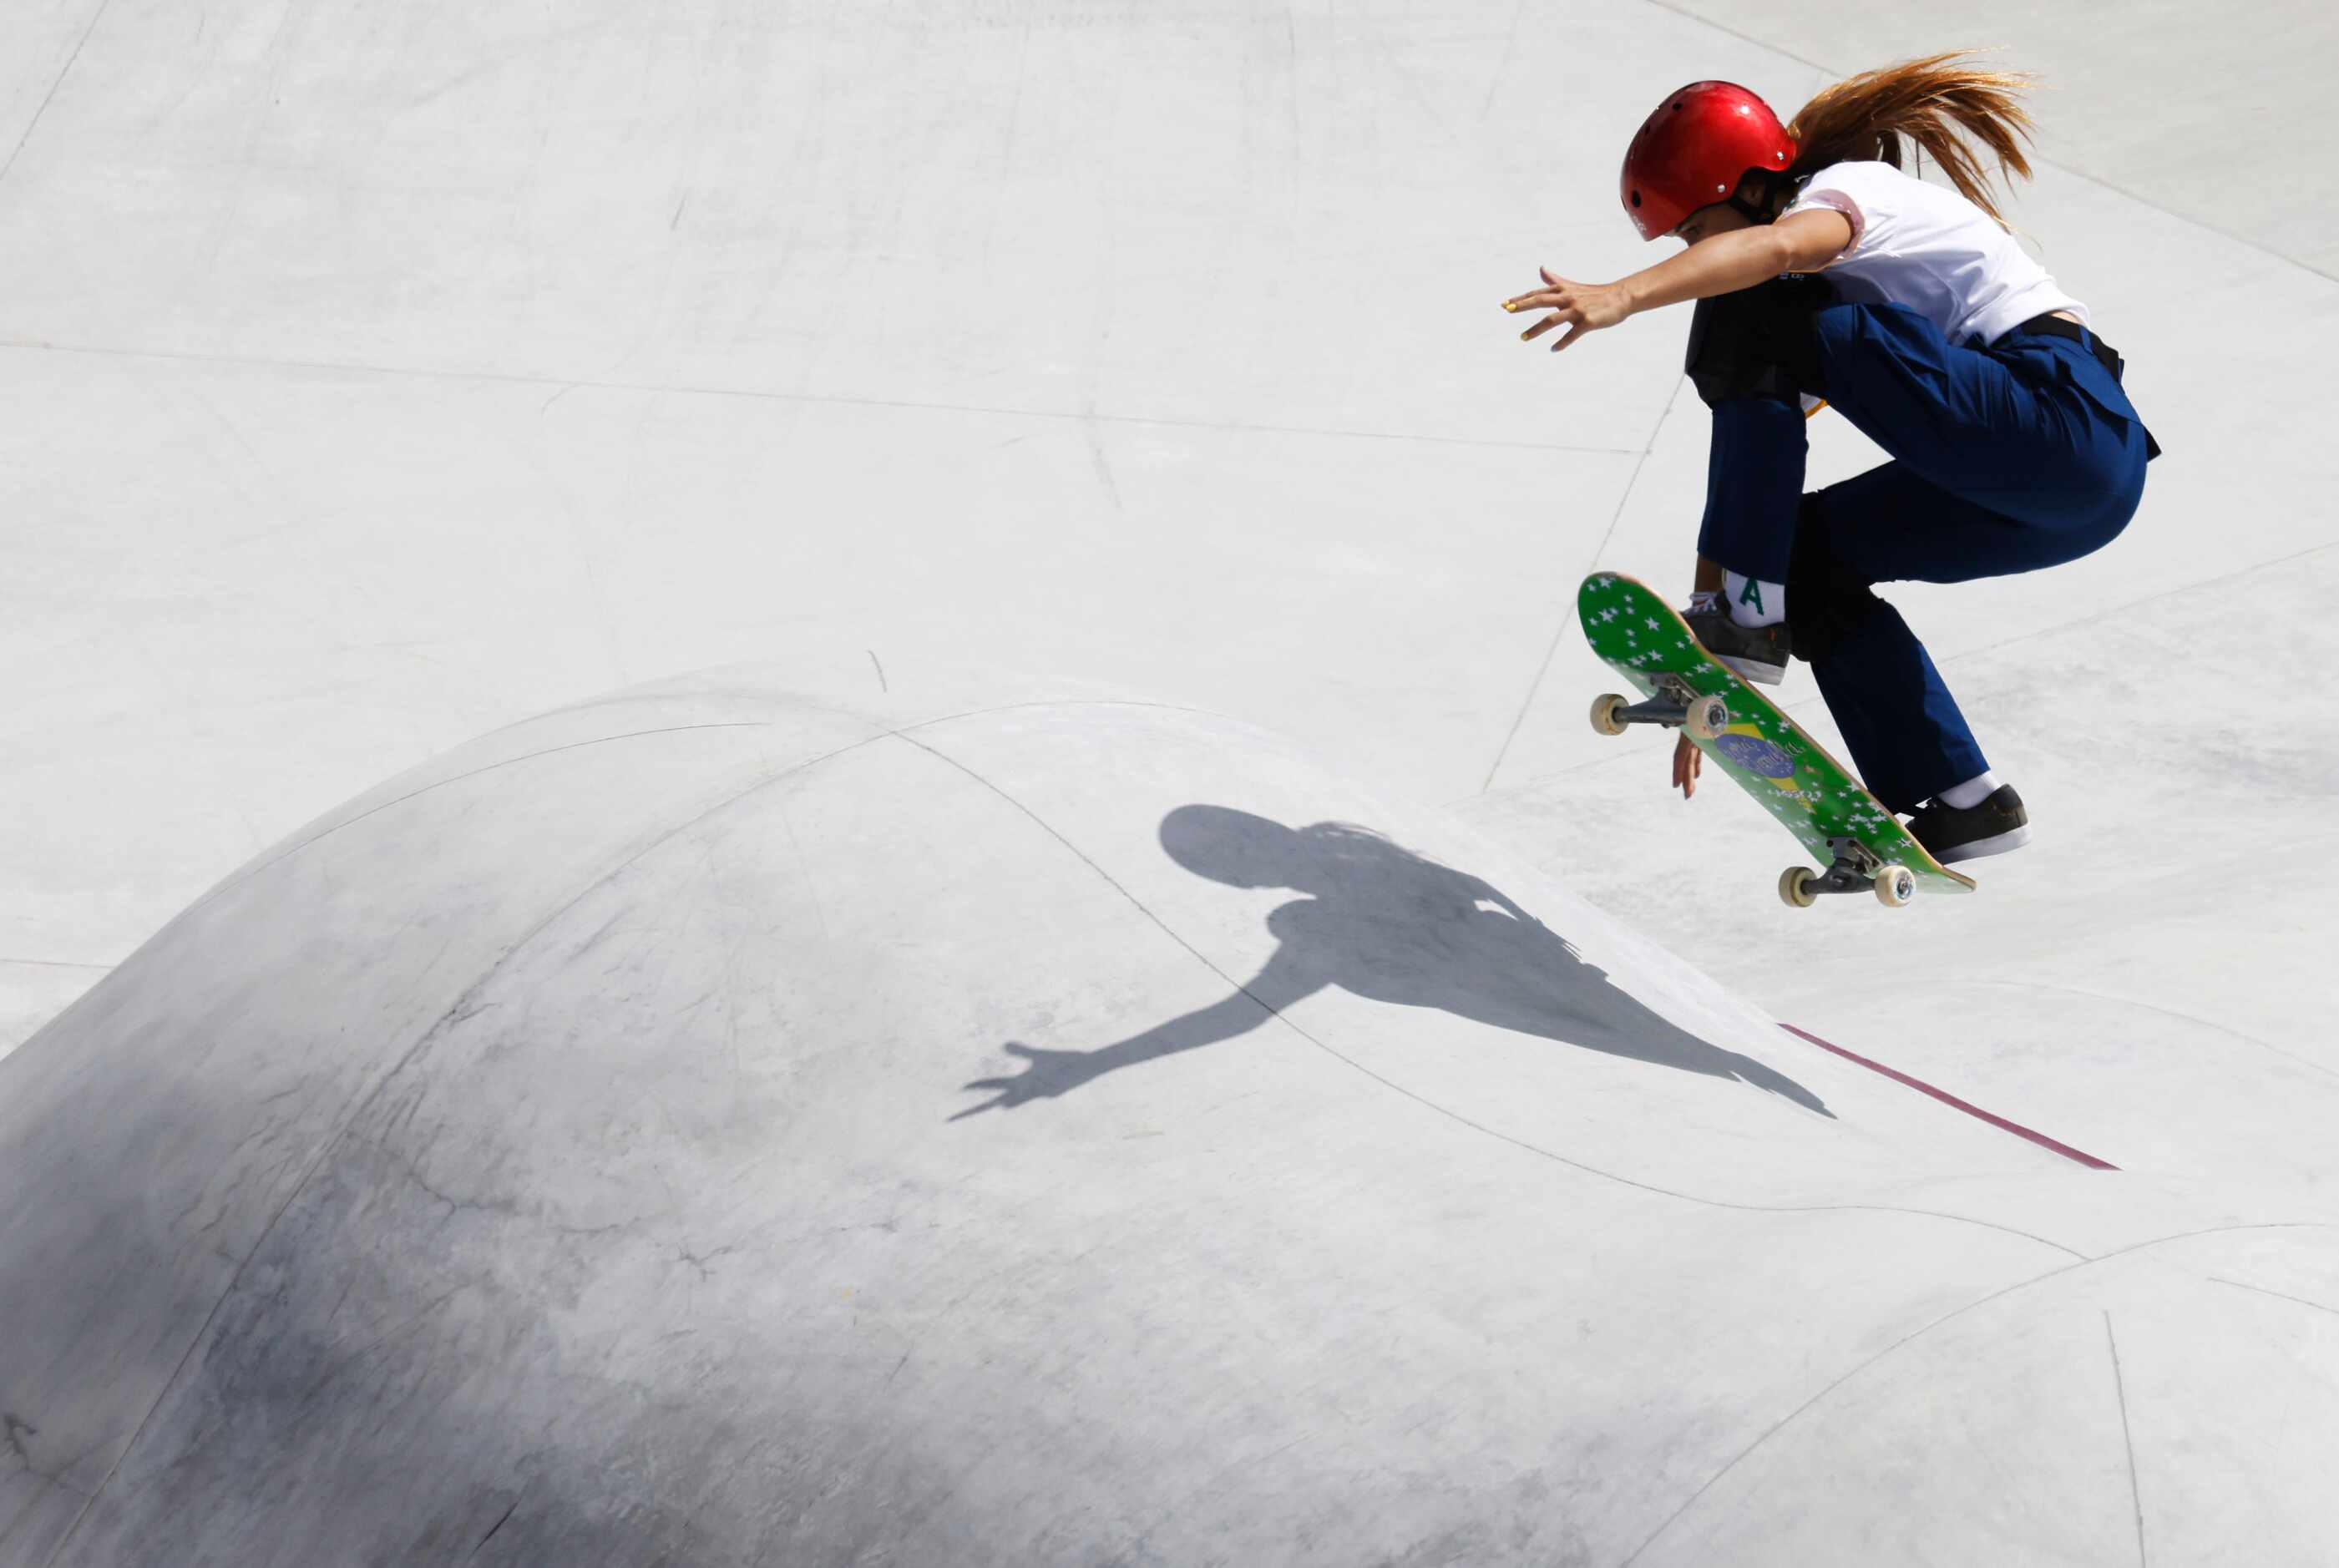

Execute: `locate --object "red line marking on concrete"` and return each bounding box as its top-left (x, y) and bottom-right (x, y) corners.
top-left (1780, 1022), bottom-right (2118, 1171)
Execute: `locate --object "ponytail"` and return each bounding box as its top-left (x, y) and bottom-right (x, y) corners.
top-left (1785, 52), bottom-right (2038, 229)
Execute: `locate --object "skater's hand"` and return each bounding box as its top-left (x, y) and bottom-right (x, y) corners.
top-left (1502, 269), bottom-right (1632, 353)
top-left (1672, 735), bottom-right (1703, 799)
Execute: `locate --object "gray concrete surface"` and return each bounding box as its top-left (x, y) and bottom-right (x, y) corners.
top-left (7, 680), bottom-right (2333, 1564)
top-left (3, 0), bottom-right (2336, 1560)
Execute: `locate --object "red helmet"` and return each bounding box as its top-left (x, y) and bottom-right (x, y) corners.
top-left (1620, 82), bottom-right (1796, 241)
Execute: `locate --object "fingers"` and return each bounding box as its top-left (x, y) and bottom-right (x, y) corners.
top-left (1673, 736), bottom-right (1701, 798)
top-left (1519, 309), bottom-right (1575, 342)
top-left (1504, 275), bottom-right (1603, 358)
top-left (1501, 275), bottom-right (1577, 313)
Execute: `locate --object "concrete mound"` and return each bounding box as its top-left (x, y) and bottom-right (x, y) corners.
top-left (3, 676), bottom-right (2335, 1565)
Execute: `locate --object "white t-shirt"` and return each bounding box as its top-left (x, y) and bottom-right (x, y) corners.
top-left (1783, 159), bottom-right (2086, 346)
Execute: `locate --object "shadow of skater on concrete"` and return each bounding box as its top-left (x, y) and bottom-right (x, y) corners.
top-left (957, 805), bottom-right (1827, 1118)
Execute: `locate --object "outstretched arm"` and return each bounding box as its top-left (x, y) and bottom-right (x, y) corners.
top-left (956, 952), bottom-right (1322, 1117)
top-left (1502, 210), bottom-right (1852, 353)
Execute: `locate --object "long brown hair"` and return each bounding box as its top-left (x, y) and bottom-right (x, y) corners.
top-left (1785, 52), bottom-right (2038, 228)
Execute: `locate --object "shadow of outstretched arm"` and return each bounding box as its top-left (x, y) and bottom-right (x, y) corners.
top-left (955, 953), bottom-right (1320, 1120)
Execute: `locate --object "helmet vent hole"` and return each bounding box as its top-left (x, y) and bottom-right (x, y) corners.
top-left (1630, 190), bottom-right (1641, 207)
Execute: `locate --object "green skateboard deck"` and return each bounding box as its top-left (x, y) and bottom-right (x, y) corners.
top-left (1577, 571), bottom-right (1975, 907)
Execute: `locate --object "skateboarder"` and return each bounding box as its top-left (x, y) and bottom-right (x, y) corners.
top-left (1502, 53), bottom-right (2158, 865)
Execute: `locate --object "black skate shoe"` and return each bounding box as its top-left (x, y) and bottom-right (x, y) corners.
top-left (1682, 601), bottom-right (1792, 685)
top-left (1907, 785), bottom-right (2031, 864)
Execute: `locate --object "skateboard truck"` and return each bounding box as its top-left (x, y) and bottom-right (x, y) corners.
top-left (1778, 837), bottom-right (1919, 910)
top-left (1589, 681), bottom-right (1730, 742)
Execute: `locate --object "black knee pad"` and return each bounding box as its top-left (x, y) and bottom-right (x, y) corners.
top-left (1684, 274), bottom-right (1832, 410)
top-left (1786, 498), bottom-right (1880, 666)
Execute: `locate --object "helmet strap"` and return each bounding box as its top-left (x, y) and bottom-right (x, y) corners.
top-left (1725, 168), bottom-right (1800, 225)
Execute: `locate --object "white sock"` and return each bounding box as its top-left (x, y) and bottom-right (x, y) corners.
top-left (1723, 571), bottom-right (1786, 627)
top-left (1937, 771), bottom-right (2002, 811)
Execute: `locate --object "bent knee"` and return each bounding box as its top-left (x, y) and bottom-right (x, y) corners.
top-left (2062, 443), bottom-right (2149, 560)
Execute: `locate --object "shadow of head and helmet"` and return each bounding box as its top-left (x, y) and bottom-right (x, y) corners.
top-left (959, 804), bottom-right (1825, 1118)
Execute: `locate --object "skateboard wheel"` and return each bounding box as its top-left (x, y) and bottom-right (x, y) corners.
top-left (1684, 695), bottom-right (1729, 742)
top-left (1589, 693), bottom-right (1628, 737)
top-left (1873, 866), bottom-right (1917, 908)
top-left (1778, 867), bottom-right (1818, 908)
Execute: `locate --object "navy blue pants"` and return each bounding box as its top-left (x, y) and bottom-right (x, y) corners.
top-left (1696, 301), bottom-right (2154, 811)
